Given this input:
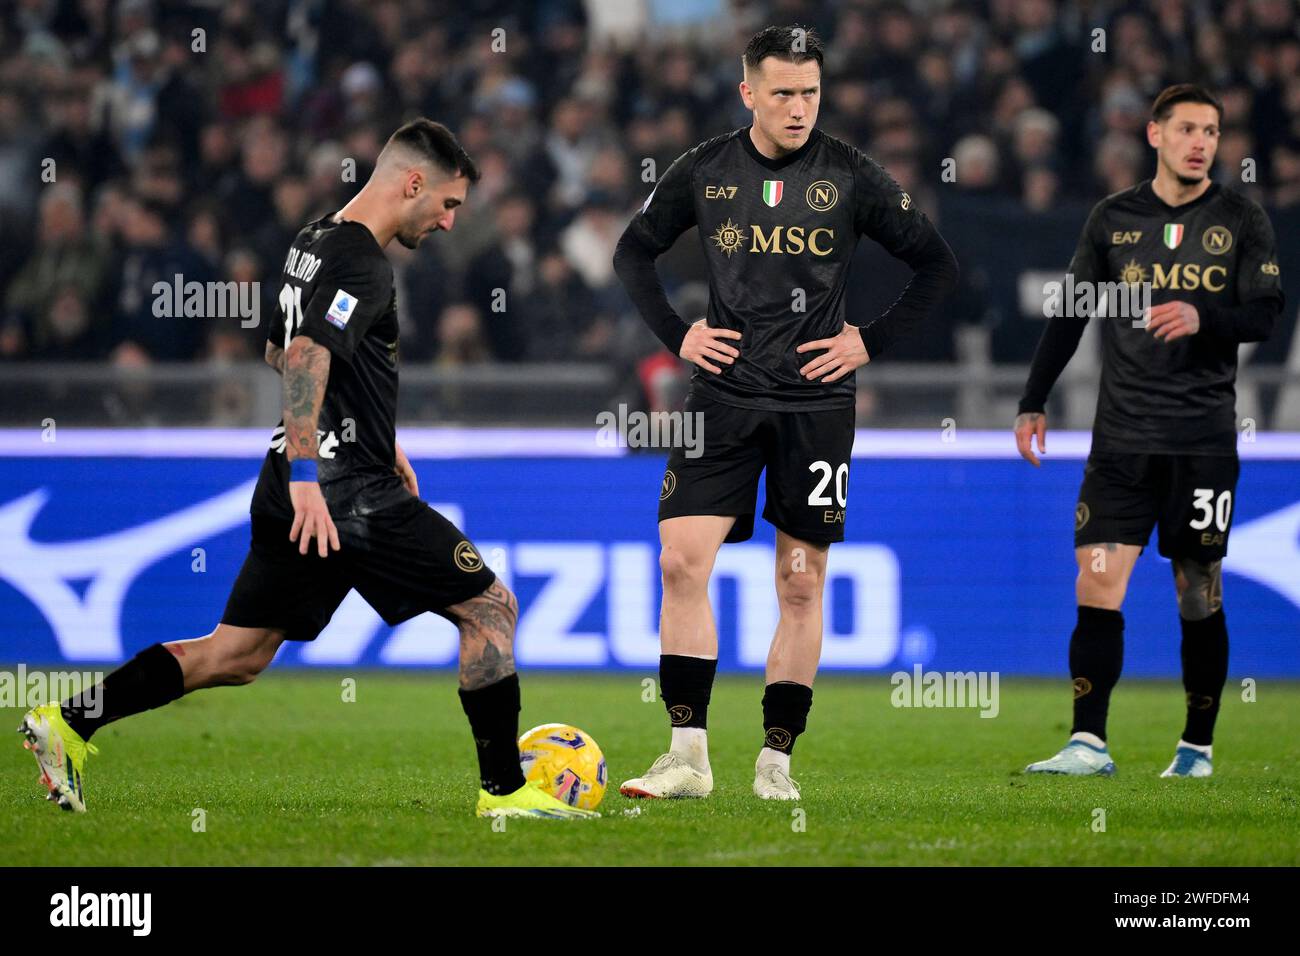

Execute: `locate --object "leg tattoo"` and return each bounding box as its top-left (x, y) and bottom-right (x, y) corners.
top-left (454, 581), bottom-right (518, 690)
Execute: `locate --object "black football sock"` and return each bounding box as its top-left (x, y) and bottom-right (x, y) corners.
top-left (1069, 606), bottom-right (1124, 742)
top-left (61, 642), bottom-right (185, 741)
top-left (659, 654), bottom-right (717, 729)
top-left (1179, 609), bottom-right (1229, 747)
top-left (761, 681), bottom-right (813, 754)
top-left (458, 673), bottom-right (526, 795)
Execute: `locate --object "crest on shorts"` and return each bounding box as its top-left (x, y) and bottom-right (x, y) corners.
top-left (1075, 502), bottom-right (1090, 531)
top-left (453, 540), bottom-right (484, 573)
top-left (660, 469), bottom-right (677, 500)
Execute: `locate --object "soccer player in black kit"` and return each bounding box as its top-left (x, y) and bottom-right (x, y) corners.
top-left (613, 26), bottom-right (958, 800)
top-left (1016, 86), bottom-right (1283, 778)
top-left (18, 120), bottom-right (594, 819)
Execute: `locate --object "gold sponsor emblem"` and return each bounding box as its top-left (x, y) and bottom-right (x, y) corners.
top-left (1202, 225), bottom-right (1232, 255)
top-left (1111, 230), bottom-right (1142, 244)
top-left (710, 218), bottom-right (747, 257)
top-left (1075, 502), bottom-right (1090, 531)
top-left (1119, 259), bottom-right (1147, 286)
top-left (1261, 261), bottom-right (1279, 276)
top-left (705, 185), bottom-right (738, 199)
top-left (806, 180), bottom-right (839, 211)
top-left (454, 540), bottom-right (484, 573)
top-left (660, 469), bottom-right (677, 500)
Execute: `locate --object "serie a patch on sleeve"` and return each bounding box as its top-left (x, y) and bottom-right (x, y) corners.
top-left (326, 289), bottom-right (358, 329)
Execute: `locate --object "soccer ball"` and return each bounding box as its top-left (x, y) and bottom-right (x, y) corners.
top-left (518, 723), bottom-right (607, 810)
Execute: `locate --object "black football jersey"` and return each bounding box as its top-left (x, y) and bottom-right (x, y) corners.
top-left (250, 215), bottom-right (409, 519)
top-left (626, 127), bottom-right (937, 410)
top-left (1063, 180), bottom-right (1282, 455)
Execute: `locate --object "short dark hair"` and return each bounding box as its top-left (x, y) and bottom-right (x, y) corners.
top-left (386, 118), bottom-right (481, 183)
top-left (742, 25), bottom-right (824, 75)
top-left (1151, 84), bottom-right (1224, 126)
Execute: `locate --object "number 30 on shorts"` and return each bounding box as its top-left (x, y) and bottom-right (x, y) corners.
top-left (807, 460), bottom-right (849, 507)
top-left (1189, 487), bottom-right (1232, 532)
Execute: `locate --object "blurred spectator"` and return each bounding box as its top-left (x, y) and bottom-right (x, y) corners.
top-left (523, 252), bottom-right (609, 363)
top-left (465, 193), bottom-right (539, 362)
top-left (108, 195), bottom-right (212, 362)
top-left (0, 0), bottom-right (1292, 390)
top-left (436, 302), bottom-right (490, 366)
top-left (3, 183), bottom-right (108, 358)
top-left (952, 135), bottom-right (1001, 194)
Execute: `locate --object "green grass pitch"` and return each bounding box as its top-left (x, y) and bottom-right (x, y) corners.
top-left (3, 671), bottom-right (1297, 866)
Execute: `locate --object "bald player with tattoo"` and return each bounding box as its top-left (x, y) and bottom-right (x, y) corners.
top-left (1015, 85), bottom-right (1283, 778)
top-left (18, 120), bottom-right (594, 819)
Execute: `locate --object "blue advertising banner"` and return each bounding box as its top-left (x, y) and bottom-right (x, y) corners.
top-left (1, 429), bottom-right (1297, 676)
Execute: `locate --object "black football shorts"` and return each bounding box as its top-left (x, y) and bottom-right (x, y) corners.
top-left (1074, 452), bottom-right (1240, 561)
top-left (658, 391), bottom-right (855, 544)
top-left (221, 496), bottom-right (496, 641)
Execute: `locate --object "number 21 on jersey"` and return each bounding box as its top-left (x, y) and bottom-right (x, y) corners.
top-left (279, 283), bottom-right (304, 352)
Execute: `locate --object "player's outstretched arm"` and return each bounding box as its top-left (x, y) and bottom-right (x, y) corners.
top-left (284, 335), bottom-right (340, 557)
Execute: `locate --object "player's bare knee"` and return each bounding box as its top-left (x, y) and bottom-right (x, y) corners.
top-left (1075, 572), bottom-right (1125, 610)
top-left (1173, 559), bottom-right (1222, 621)
top-left (776, 564), bottom-right (824, 616)
top-left (659, 546), bottom-right (710, 595)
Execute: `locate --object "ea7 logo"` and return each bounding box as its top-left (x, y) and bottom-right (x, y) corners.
top-left (50, 886), bottom-right (151, 936)
top-left (705, 185), bottom-right (738, 199)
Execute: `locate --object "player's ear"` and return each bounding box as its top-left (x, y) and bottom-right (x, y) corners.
top-left (739, 80), bottom-right (753, 110)
top-left (406, 168), bottom-right (423, 199)
top-left (1145, 120), bottom-right (1160, 149)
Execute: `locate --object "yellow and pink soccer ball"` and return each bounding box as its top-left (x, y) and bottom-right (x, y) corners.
top-left (518, 723), bottom-right (607, 811)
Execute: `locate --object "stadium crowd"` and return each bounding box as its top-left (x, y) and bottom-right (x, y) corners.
top-left (0, 0), bottom-right (1296, 396)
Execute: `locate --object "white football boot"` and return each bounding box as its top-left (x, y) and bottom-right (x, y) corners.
top-left (619, 752), bottom-right (713, 799)
top-left (1025, 735), bottom-right (1116, 776)
top-left (753, 758), bottom-right (801, 800)
top-left (1160, 742), bottom-right (1213, 778)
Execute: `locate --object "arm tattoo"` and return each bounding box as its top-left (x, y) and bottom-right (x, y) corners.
top-left (283, 336), bottom-right (331, 459)
top-left (453, 582), bottom-right (519, 690)
top-left (265, 342), bottom-right (285, 375)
